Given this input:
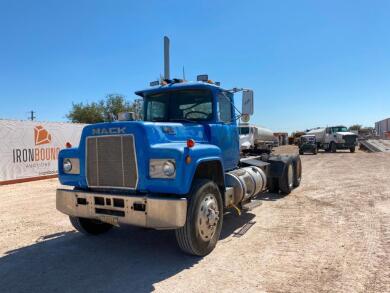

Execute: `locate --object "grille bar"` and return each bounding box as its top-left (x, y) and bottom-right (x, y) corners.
top-left (86, 135), bottom-right (138, 189)
top-left (343, 135), bottom-right (356, 145)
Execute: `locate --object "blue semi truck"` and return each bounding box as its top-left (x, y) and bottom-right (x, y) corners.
top-left (56, 76), bottom-right (302, 256)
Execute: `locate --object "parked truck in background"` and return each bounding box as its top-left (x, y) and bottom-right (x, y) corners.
top-left (298, 135), bottom-right (317, 155)
top-left (238, 123), bottom-right (275, 155)
top-left (307, 126), bottom-right (358, 153)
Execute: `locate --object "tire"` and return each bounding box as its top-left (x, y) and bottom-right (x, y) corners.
top-left (69, 216), bottom-right (113, 235)
top-left (292, 156), bottom-right (302, 188)
top-left (330, 142), bottom-right (337, 153)
top-left (299, 150), bottom-right (304, 155)
top-left (268, 177), bottom-right (279, 193)
top-left (350, 146), bottom-right (356, 153)
top-left (278, 160), bottom-right (294, 195)
top-left (175, 179), bottom-right (223, 256)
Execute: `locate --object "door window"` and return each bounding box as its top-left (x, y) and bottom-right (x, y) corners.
top-left (217, 92), bottom-right (232, 123)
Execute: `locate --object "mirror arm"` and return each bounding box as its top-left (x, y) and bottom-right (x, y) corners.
top-left (226, 87), bottom-right (251, 94)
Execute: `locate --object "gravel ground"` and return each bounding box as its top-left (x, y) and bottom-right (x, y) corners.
top-left (0, 149), bottom-right (389, 293)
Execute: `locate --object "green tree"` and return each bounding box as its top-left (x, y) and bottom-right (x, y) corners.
top-left (349, 124), bottom-right (362, 131)
top-left (67, 95), bottom-right (143, 124)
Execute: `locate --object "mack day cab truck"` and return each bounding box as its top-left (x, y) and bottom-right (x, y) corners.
top-left (56, 38), bottom-right (302, 256)
top-left (307, 126), bottom-right (358, 153)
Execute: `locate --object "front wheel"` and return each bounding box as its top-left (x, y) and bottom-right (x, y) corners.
top-left (175, 179), bottom-right (223, 256)
top-left (70, 216), bottom-right (113, 235)
top-left (330, 142), bottom-right (337, 153)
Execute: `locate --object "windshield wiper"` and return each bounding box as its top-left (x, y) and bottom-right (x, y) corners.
top-left (169, 118), bottom-right (198, 124)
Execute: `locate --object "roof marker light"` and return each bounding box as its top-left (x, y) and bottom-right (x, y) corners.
top-left (197, 74), bottom-right (208, 82)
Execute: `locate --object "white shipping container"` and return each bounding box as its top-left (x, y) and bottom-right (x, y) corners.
top-left (375, 118), bottom-right (390, 138)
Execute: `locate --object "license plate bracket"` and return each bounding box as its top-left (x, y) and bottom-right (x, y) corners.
top-left (98, 215), bottom-right (119, 227)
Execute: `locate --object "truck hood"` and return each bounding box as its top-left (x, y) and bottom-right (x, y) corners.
top-left (81, 121), bottom-right (209, 145)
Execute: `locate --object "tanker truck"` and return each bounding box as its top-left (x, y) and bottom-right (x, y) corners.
top-left (307, 126), bottom-right (358, 153)
top-left (238, 123), bottom-right (275, 154)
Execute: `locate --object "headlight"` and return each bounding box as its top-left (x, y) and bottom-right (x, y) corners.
top-left (62, 158), bottom-right (80, 174)
top-left (163, 161), bottom-right (175, 177)
top-left (149, 159), bottom-right (176, 178)
top-left (63, 159), bottom-right (72, 173)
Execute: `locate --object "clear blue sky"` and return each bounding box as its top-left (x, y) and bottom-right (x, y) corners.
top-left (0, 0), bottom-right (389, 133)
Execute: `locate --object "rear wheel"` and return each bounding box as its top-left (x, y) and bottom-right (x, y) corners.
top-left (175, 179), bottom-right (223, 256)
top-left (292, 156), bottom-right (302, 188)
top-left (69, 216), bottom-right (113, 235)
top-left (350, 146), bottom-right (356, 153)
top-left (268, 177), bottom-right (279, 193)
top-left (313, 147), bottom-right (317, 155)
top-left (279, 160), bottom-right (294, 195)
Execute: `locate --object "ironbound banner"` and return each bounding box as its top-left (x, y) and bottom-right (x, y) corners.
top-left (0, 120), bottom-right (85, 184)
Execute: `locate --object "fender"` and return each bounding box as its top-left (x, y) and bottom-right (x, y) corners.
top-left (192, 157), bottom-right (225, 187)
top-left (267, 155), bottom-right (293, 178)
top-left (182, 144), bottom-right (225, 195)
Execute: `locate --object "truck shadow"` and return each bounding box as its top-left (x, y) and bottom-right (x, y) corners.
top-left (0, 212), bottom-right (256, 293)
top-left (316, 150), bottom-right (354, 154)
top-left (258, 191), bottom-right (286, 201)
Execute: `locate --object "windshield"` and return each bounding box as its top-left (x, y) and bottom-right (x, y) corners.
top-left (144, 90), bottom-right (213, 122)
top-left (302, 136), bottom-right (315, 143)
top-left (332, 126), bottom-right (348, 132)
top-left (239, 127), bottom-right (250, 135)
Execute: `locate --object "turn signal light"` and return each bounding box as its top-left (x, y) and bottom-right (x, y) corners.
top-left (66, 142), bottom-right (72, 148)
top-left (187, 139), bottom-right (195, 148)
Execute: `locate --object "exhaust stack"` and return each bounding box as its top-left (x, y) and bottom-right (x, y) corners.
top-left (164, 36), bottom-right (170, 80)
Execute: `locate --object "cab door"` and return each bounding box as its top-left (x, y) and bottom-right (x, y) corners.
top-left (208, 91), bottom-right (239, 171)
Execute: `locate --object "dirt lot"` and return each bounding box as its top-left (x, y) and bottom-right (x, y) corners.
top-left (0, 149), bottom-right (389, 293)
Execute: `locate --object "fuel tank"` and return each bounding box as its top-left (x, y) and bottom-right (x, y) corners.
top-left (225, 166), bottom-right (267, 205)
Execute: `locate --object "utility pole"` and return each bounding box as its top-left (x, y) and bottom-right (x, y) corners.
top-left (29, 110), bottom-right (36, 121)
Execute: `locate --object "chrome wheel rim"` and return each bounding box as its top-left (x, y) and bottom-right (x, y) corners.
top-left (288, 164), bottom-right (293, 188)
top-left (197, 194), bottom-right (220, 241)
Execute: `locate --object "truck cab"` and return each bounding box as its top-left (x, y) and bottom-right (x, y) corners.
top-left (324, 126), bottom-right (357, 152)
top-left (56, 78), bottom-right (302, 256)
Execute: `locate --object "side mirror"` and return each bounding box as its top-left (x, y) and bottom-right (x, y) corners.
top-left (242, 90), bottom-right (254, 115)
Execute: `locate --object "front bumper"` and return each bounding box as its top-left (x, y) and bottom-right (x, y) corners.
top-left (336, 142), bottom-right (357, 149)
top-left (56, 189), bottom-right (187, 229)
top-left (300, 144), bottom-right (316, 152)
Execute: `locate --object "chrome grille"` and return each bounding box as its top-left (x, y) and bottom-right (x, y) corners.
top-left (343, 135), bottom-right (356, 145)
top-left (86, 135), bottom-right (138, 189)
